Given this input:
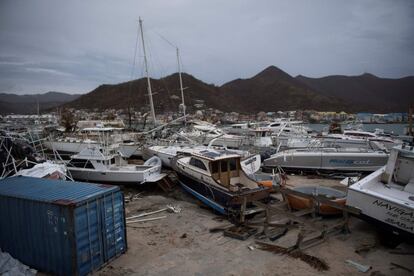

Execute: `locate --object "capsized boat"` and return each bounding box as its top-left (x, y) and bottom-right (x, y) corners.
top-left (263, 147), bottom-right (389, 172)
top-left (346, 144), bottom-right (414, 240)
top-left (172, 149), bottom-right (270, 214)
top-left (67, 145), bottom-right (165, 184)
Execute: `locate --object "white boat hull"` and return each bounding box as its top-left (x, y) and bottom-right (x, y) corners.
top-left (68, 165), bottom-right (161, 184)
top-left (44, 140), bottom-right (99, 153)
top-left (347, 188), bottom-right (414, 235)
top-left (264, 150), bottom-right (388, 171)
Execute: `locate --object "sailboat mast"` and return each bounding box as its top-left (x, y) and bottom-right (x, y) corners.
top-left (139, 17), bottom-right (157, 124)
top-left (176, 47), bottom-right (186, 120)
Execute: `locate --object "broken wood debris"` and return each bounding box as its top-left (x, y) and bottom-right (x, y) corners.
top-left (355, 242), bottom-right (376, 254)
top-left (255, 241), bottom-right (329, 271)
top-left (390, 262), bottom-right (412, 272)
top-left (388, 250), bottom-right (414, 255)
top-left (224, 225), bottom-right (257, 240)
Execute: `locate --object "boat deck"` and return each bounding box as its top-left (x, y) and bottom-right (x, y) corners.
top-left (350, 167), bottom-right (414, 208)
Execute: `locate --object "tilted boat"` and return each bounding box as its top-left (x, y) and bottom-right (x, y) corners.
top-left (142, 144), bottom-right (249, 168)
top-left (263, 147), bottom-right (389, 172)
top-left (67, 145), bottom-right (165, 184)
top-left (172, 149), bottom-right (270, 214)
top-left (346, 144), bottom-right (414, 240)
top-left (180, 122), bottom-right (246, 149)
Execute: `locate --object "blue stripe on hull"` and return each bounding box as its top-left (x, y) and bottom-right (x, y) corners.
top-left (179, 180), bottom-right (226, 214)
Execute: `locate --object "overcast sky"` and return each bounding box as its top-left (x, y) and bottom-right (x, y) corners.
top-left (0, 0), bottom-right (413, 94)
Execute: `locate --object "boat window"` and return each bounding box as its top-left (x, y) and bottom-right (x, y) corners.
top-left (110, 158), bottom-right (115, 164)
top-left (189, 158), bottom-right (207, 171)
top-left (229, 159), bottom-right (237, 171)
top-left (221, 160), bottom-right (228, 172)
top-left (211, 162), bottom-right (219, 174)
top-left (69, 159), bottom-right (88, 168)
top-left (270, 123), bottom-right (280, 127)
top-left (84, 161), bottom-right (94, 169)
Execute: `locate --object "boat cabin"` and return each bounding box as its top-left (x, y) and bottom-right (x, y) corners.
top-left (186, 149), bottom-right (259, 191)
top-left (68, 146), bottom-right (124, 170)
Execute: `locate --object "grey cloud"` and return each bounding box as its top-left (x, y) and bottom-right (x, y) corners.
top-left (0, 0), bottom-right (413, 94)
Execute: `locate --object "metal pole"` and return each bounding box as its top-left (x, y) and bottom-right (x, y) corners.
top-left (409, 106), bottom-right (413, 136)
top-left (139, 17), bottom-right (157, 125)
top-left (176, 48), bottom-right (186, 121)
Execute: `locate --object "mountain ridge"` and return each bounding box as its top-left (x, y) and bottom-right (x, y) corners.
top-left (0, 92), bottom-right (81, 114)
top-left (2, 67), bottom-right (413, 114)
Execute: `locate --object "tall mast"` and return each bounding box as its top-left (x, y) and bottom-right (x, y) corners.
top-left (176, 47), bottom-right (186, 120)
top-left (36, 97), bottom-right (39, 116)
top-left (139, 17), bottom-right (156, 124)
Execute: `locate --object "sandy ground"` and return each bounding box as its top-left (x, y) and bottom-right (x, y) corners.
top-left (96, 175), bottom-right (414, 276)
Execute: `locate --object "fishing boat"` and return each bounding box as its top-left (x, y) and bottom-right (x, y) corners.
top-left (346, 144), bottom-right (414, 240)
top-left (263, 147), bottom-right (389, 172)
top-left (172, 149), bottom-right (270, 214)
top-left (44, 126), bottom-right (142, 158)
top-left (67, 145), bottom-right (165, 184)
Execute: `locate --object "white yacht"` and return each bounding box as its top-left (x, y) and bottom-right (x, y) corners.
top-left (346, 144), bottom-right (414, 240)
top-left (44, 127), bottom-right (142, 158)
top-left (180, 121), bottom-right (246, 149)
top-left (263, 147), bottom-right (389, 172)
top-left (264, 119), bottom-right (312, 136)
top-left (67, 145), bottom-right (165, 184)
top-left (324, 130), bottom-right (403, 150)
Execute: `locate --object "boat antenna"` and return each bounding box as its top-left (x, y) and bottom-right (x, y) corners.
top-left (139, 17), bottom-right (157, 125)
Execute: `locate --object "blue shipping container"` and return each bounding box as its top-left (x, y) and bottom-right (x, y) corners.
top-left (0, 176), bottom-right (127, 276)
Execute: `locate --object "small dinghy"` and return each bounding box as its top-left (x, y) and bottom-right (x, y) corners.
top-left (286, 186), bottom-right (347, 215)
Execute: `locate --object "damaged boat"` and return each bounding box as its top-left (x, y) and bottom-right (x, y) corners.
top-left (172, 149), bottom-right (270, 215)
top-left (67, 145), bottom-right (165, 184)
